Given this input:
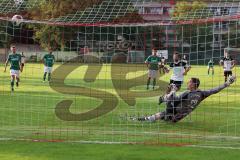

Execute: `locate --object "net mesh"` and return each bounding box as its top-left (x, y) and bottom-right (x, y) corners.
top-left (0, 0), bottom-right (239, 148)
top-left (49, 0), bottom-right (141, 25)
top-left (0, 0), bottom-right (40, 14)
top-left (0, 0), bottom-right (240, 26)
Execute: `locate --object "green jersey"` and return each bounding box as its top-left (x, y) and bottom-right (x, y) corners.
top-left (8, 53), bottom-right (21, 70)
top-left (208, 61), bottom-right (214, 67)
top-left (145, 55), bottom-right (161, 70)
top-left (43, 54), bottom-right (55, 67)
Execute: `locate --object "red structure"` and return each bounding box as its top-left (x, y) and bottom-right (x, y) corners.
top-left (169, 0), bottom-right (175, 5)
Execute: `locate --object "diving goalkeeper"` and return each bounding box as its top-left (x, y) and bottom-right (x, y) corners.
top-left (138, 76), bottom-right (236, 123)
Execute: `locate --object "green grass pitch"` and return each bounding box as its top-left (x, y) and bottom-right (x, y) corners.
top-left (0, 63), bottom-right (239, 159)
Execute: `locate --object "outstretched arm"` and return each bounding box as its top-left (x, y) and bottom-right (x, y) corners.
top-left (202, 76), bottom-right (236, 98)
top-left (202, 83), bottom-right (228, 98)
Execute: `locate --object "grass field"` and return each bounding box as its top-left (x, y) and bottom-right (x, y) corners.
top-left (0, 141), bottom-right (240, 160)
top-left (0, 63), bottom-right (239, 159)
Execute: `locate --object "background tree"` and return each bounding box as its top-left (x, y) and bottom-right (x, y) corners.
top-left (26, 0), bottom-right (103, 50)
top-left (26, 0), bottom-right (141, 50)
top-left (172, 1), bottom-right (209, 21)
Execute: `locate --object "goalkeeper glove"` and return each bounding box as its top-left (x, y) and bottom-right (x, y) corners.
top-left (226, 75), bottom-right (236, 86)
top-left (169, 84), bottom-right (178, 92)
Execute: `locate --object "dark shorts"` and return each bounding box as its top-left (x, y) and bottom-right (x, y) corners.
top-left (163, 104), bottom-right (191, 123)
top-left (224, 71), bottom-right (232, 77)
top-left (169, 80), bottom-right (183, 89)
top-left (21, 63), bottom-right (25, 67)
top-left (159, 65), bottom-right (164, 68)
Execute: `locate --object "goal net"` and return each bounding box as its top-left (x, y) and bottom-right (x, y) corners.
top-left (0, 0), bottom-right (239, 148)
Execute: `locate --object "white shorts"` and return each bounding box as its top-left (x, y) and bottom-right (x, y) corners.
top-left (10, 69), bottom-right (20, 78)
top-left (148, 70), bottom-right (158, 78)
top-left (44, 66), bottom-right (53, 73)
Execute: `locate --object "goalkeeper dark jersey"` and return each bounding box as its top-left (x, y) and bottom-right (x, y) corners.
top-left (163, 83), bottom-right (228, 122)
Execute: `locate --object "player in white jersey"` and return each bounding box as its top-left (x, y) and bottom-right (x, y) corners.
top-left (168, 52), bottom-right (191, 90)
top-left (219, 49), bottom-right (235, 82)
top-left (158, 52), bottom-right (191, 105)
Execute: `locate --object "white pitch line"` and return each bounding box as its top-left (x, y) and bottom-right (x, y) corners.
top-left (188, 145), bottom-right (240, 150)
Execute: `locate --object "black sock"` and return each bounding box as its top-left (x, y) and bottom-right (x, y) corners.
top-left (153, 79), bottom-right (156, 88)
top-left (11, 80), bottom-right (14, 88)
top-left (147, 78), bottom-right (151, 89)
top-left (43, 72), bottom-right (47, 81)
top-left (48, 73), bottom-right (51, 81)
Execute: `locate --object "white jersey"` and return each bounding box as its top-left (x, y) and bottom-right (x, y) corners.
top-left (170, 61), bottom-right (188, 82)
top-left (182, 58), bottom-right (188, 64)
top-left (220, 57), bottom-right (233, 71)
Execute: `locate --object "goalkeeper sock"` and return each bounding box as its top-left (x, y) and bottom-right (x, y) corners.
top-left (138, 115), bottom-right (156, 122)
top-left (147, 115), bottom-right (156, 122)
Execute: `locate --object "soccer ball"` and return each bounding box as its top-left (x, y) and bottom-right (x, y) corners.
top-left (11, 15), bottom-right (23, 26)
top-left (14, 0), bottom-right (23, 6)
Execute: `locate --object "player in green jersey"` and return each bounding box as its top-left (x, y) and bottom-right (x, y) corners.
top-left (4, 46), bottom-right (22, 91)
top-left (207, 59), bottom-right (214, 75)
top-left (145, 48), bottom-right (162, 90)
top-left (43, 50), bottom-right (55, 82)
